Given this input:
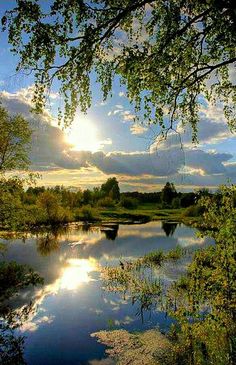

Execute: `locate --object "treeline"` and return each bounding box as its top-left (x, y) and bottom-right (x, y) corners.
top-left (0, 177), bottom-right (121, 230)
top-left (0, 176), bottom-right (214, 231)
top-left (23, 180), bottom-right (211, 211)
top-left (122, 182), bottom-right (211, 211)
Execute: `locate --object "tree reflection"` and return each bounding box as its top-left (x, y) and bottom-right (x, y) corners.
top-left (101, 224), bottom-right (119, 241)
top-left (36, 225), bottom-right (68, 256)
top-left (36, 231), bottom-right (60, 256)
top-left (161, 221), bottom-right (177, 236)
top-left (0, 261), bottom-right (44, 364)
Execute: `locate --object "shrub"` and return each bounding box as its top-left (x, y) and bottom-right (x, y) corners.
top-left (120, 196), bottom-right (138, 209)
top-left (142, 250), bottom-right (165, 266)
top-left (97, 197), bottom-right (115, 208)
top-left (36, 191), bottom-right (73, 224)
top-left (74, 205), bottom-right (96, 221)
top-left (172, 197), bottom-right (181, 209)
top-left (182, 204), bottom-right (205, 217)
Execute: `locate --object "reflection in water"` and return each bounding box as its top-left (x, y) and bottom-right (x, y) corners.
top-left (60, 259), bottom-right (97, 290)
top-left (161, 221), bottom-right (178, 236)
top-left (0, 262), bottom-right (43, 364)
top-left (36, 226), bottom-right (70, 256)
top-left (36, 232), bottom-right (60, 256)
top-left (0, 221), bottom-right (212, 365)
top-left (101, 224), bottom-right (119, 241)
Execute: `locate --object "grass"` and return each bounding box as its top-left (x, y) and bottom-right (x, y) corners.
top-left (93, 204), bottom-right (189, 224)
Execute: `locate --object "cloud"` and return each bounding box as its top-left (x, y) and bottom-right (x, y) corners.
top-left (180, 102), bottom-right (233, 146)
top-left (20, 315), bottom-right (55, 333)
top-left (130, 124), bottom-right (148, 135)
top-left (89, 147), bottom-right (231, 177)
top-left (107, 106), bottom-right (136, 123)
top-left (1, 88), bottom-right (235, 188)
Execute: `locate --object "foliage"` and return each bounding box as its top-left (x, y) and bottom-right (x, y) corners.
top-left (0, 177), bottom-right (28, 230)
top-left (172, 196), bottom-right (181, 209)
top-left (0, 104), bottom-right (31, 171)
top-left (75, 205), bottom-right (97, 222)
top-left (101, 177), bottom-right (120, 201)
top-left (180, 192), bottom-right (196, 208)
top-left (182, 203), bottom-right (205, 217)
top-left (36, 191), bottom-right (73, 224)
top-left (101, 185), bottom-right (236, 365)
top-left (122, 191), bottom-right (162, 204)
top-left (0, 261), bottom-right (43, 302)
top-left (3, 1), bottom-right (236, 138)
top-left (0, 261), bottom-right (43, 364)
top-left (161, 182), bottom-right (177, 207)
top-left (97, 196), bottom-right (116, 208)
top-left (120, 196), bottom-right (138, 209)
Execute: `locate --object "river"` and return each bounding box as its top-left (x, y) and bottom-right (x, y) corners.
top-left (0, 221), bottom-right (213, 364)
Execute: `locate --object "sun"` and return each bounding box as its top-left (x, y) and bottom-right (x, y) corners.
top-left (65, 116), bottom-right (100, 152)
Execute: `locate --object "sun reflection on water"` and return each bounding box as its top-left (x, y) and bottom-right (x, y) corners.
top-left (60, 258), bottom-right (97, 290)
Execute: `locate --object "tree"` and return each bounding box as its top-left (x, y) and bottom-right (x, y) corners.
top-left (161, 182), bottom-right (177, 206)
top-left (3, 1), bottom-right (236, 140)
top-left (37, 191), bottom-right (72, 224)
top-left (83, 189), bottom-right (92, 205)
top-left (0, 105), bottom-right (31, 171)
top-left (101, 177), bottom-right (120, 201)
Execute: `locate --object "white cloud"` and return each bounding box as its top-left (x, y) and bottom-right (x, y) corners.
top-left (20, 315), bottom-right (55, 333)
top-left (130, 124), bottom-right (148, 135)
top-left (1, 88), bottom-right (236, 188)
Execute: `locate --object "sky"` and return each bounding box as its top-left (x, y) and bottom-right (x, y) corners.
top-left (1, 1), bottom-right (236, 192)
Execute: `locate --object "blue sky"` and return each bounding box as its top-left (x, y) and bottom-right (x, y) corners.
top-left (1, 0), bottom-right (236, 192)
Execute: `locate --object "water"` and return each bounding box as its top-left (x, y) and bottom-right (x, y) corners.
top-left (0, 221), bottom-right (212, 365)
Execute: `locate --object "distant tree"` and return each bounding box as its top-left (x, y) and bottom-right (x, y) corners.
top-left (83, 189), bottom-right (92, 205)
top-left (92, 187), bottom-right (103, 202)
top-left (109, 184), bottom-right (120, 201)
top-left (196, 188), bottom-right (211, 201)
top-left (161, 182), bottom-right (177, 207)
top-left (101, 177), bottom-right (120, 201)
top-left (172, 196), bottom-right (181, 209)
top-left (180, 192), bottom-right (196, 207)
top-left (0, 105), bottom-right (31, 171)
top-left (3, 1), bottom-right (236, 139)
top-left (120, 196), bottom-right (138, 209)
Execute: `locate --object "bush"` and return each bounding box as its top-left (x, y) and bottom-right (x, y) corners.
top-left (120, 197), bottom-right (138, 209)
top-left (36, 191), bottom-right (73, 224)
top-left (74, 205), bottom-right (96, 221)
top-left (182, 204), bottom-right (205, 217)
top-left (172, 197), bottom-right (181, 209)
top-left (97, 197), bottom-right (115, 208)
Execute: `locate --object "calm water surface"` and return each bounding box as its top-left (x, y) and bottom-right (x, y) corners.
top-left (1, 221), bottom-right (212, 364)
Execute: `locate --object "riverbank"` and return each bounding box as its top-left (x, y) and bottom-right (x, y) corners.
top-left (91, 204), bottom-right (199, 225)
top-left (0, 204), bottom-right (200, 237)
